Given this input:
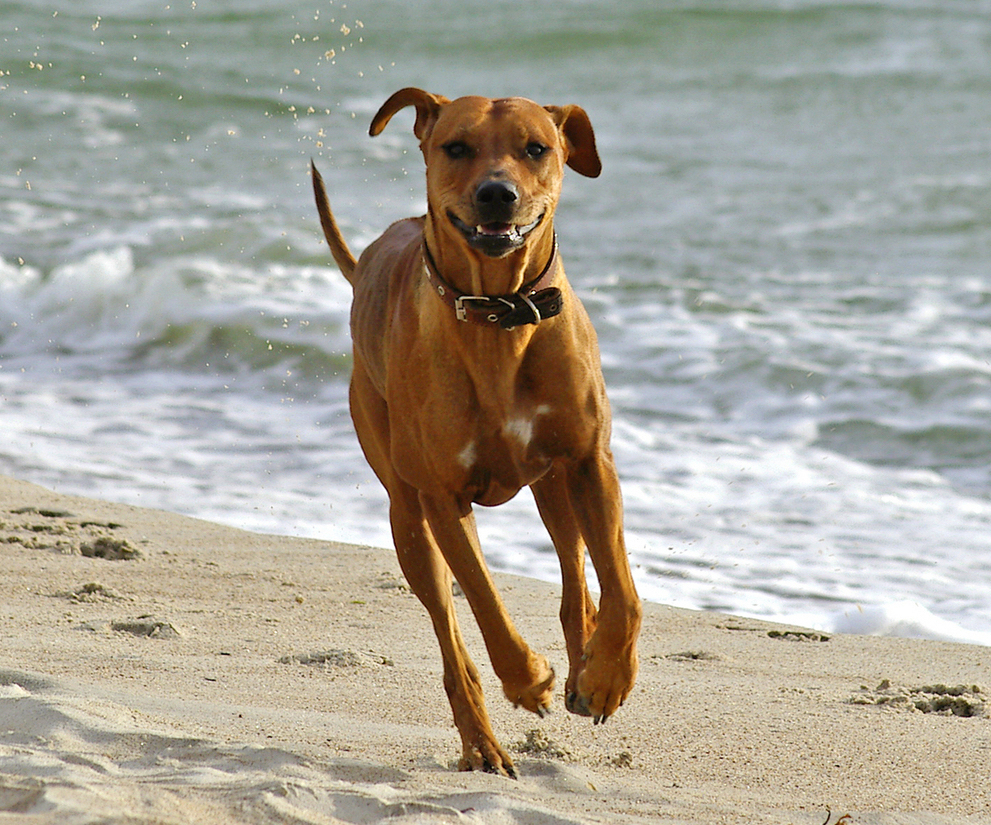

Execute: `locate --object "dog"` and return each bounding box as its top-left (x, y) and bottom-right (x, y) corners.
top-left (311, 88), bottom-right (641, 778)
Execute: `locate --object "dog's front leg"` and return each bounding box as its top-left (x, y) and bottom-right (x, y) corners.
top-left (562, 451), bottom-right (642, 723)
top-left (418, 493), bottom-right (556, 721)
top-left (385, 482), bottom-right (517, 776)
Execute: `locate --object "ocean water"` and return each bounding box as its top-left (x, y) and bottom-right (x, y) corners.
top-left (3, 0), bottom-right (990, 645)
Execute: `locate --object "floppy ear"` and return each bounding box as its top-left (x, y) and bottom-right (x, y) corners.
top-left (544, 104), bottom-right (602, 178)
top-left (369, 87), bottom-right (451, 141)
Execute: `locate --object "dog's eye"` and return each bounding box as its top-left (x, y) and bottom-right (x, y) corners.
top-left (443, 141), bottom-right (470, 160)
top-left (525, 142), bottom-right (548, 159)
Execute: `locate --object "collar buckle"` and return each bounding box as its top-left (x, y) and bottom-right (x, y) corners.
top-left (423, 235), bottom-right (561, 329)
top-left (453, 295), bottom-right (486, 323)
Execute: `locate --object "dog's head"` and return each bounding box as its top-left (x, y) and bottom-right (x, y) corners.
top-left (370, 88), bottom-right (600, 258)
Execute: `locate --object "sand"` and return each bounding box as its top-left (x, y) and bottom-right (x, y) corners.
top-left (1, 473), bottom-right (989, 824)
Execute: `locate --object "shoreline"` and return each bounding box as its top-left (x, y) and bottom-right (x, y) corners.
top-left (2, 473), bottom-right (989, 824)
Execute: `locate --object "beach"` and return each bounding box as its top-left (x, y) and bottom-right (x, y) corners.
top-left (1, 472), bottom-right (988, 824)
top-left (4, 3), bottom-right (990, 822)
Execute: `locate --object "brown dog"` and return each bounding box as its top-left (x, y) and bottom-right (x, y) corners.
top-left (311, 88), bottom-right (641, 777)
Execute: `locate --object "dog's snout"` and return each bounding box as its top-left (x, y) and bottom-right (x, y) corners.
top-left (476, 180), bottom-right (518, 206)
top-left (475, 180), bottom-right (519, 223)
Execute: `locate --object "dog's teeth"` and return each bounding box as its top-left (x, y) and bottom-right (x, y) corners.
top-left (476, 223), bottom-right (514, 236)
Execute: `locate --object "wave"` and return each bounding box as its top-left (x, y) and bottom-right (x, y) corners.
top-left (0, 248), bottom-right (352, 379)
top-left (826, 600), bottom-right (991, 647)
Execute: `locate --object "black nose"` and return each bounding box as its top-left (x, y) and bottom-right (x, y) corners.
top-left (474, 180), bottom-right (518, 222)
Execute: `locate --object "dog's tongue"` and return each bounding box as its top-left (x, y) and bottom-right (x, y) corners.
top-left (477, 223), bottom-right (514, 236)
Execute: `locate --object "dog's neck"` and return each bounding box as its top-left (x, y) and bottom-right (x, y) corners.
top-left (421, 233), bottom-right (562, 330)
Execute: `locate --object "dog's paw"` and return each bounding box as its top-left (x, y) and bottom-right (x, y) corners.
top-left (459, 740), bottom-right (518, 779)
top-left (565, 689), bottom-right (594, 717)
top-left (503, 654), bottom-right (555, 717)
top-left (568, 635), bottom-right (638, 723)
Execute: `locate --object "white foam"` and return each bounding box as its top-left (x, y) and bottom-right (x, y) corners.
top-left (0, 250), bottom-right (353, 368)
top-left (826, 601), bottom-right (991, 647)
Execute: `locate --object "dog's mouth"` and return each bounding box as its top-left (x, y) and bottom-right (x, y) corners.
top-left (448, 212), bottom-right (544, 257)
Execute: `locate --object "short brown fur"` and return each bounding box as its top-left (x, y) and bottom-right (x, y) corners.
top-left (312, 88), bottom-right (641, 777)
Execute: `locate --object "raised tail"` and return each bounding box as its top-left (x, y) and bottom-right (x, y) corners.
top-left (310, 161), bottom-right (357, 285)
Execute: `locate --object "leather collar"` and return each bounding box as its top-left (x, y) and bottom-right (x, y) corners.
top-left (422, 236), bottom-right (563, 330)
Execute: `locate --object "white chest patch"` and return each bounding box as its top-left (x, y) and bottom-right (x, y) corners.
top-left (457, 440), bottom-right (477, 470)
top-left (503, 417), bottom-right (534, 448)
top-left (503, 405), bottom-right (552, 450)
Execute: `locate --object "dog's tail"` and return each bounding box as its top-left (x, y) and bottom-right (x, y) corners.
top-left (310, 161), bottom-right (357, 285)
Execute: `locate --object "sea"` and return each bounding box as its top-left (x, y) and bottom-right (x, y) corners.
top-left (3, 0), bottom-right (990, 646)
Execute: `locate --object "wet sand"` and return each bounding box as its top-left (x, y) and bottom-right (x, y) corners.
top-left (1, 474), bottom-right (988, 824)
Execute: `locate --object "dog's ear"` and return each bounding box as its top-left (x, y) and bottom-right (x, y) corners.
top-left (544, 105), bottom-right (601, 178)
top-left (370, 88), bottom-right (451, 142)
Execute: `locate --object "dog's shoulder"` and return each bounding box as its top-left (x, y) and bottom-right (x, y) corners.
top-left (353, 217), bottom-right (424, 288)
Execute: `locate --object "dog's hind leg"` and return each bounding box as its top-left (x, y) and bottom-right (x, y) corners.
top-left (530, 465), bottom-right (599, 716)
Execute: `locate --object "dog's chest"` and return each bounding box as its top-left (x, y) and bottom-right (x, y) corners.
top-left (386, 318), bottom-right (596, 503)
top-left (457, 403), bottom-right (552, 468)
top-left (446, 403), bottom-right (556, 505)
